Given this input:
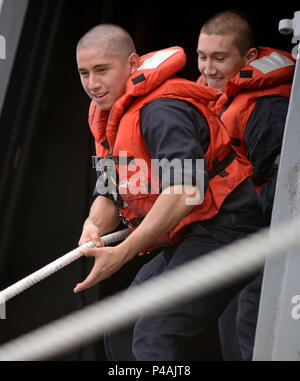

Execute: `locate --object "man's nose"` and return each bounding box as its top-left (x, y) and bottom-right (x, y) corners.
top-left (88, 73), bottom-right (101, 91)
top-left (203, 60), bottom-right (217, 76)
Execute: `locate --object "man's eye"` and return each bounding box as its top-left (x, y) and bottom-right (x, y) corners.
top-left (216, 57), bottom-right (225, 62)
top-left (80, 71), bottom-right (89, 77)
top-left (198, 56), bottom-right (206, 61)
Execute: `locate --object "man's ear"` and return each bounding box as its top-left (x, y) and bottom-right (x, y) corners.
top-left (128, 53), bottom-right (140, 74)
top-left (244, 47), bottom-right (258, 66)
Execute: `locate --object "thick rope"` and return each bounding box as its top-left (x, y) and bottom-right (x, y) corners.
top-left (0, 228), bottom-right (130, 303)
top-left (0, 217), bottom-right (299, 361)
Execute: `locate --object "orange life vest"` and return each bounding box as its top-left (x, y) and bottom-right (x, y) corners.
top-left (89, 47), bottom-right (253, 251)
top-left (198, 47), bottom-right (295, 161)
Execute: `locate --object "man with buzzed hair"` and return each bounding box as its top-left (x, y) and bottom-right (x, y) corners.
top-left (74, 23), bottom-right (268, 360)
top-left (197, 10), bottom-right (258, 92)
top-left (77, 23), bottom-right (136, 65)
top-left (197, 9), bottom-right (295, 360)
top-left (76, 24), bottom-right (137, 113)
top-left (200, 9), bottom-right (257, 56)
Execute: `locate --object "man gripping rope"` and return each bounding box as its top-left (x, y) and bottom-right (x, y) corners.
top-left (74, 23), bottom-right (267, 360)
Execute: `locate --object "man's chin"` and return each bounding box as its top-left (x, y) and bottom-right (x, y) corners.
top-left (206, 79), bottom-right (225, 92)
top-left (94, 100), bottom-right (112, 112)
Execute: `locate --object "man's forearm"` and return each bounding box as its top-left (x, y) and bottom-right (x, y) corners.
top-left (87, 195), bottom-right (121, 235)
top-left (118, 185), bottom-right (199, 262)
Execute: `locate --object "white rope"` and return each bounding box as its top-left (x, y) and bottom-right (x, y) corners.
top-left (0, 217), bottom-right (299, 361)
top-left (0, 228), bottom-right (130, 303)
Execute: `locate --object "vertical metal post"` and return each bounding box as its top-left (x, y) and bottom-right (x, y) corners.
top-left (0, 0), bottom-right (4, 14)
top-left (253, 11), bottom-right (300, 361)
top-left (0, 0), bottom-right (29, 117)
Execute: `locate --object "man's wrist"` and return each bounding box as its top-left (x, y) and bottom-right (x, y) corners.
top-left (84, 216), bottom-right (104, 233)
top-left (118, 238), bottom-right (139, 263)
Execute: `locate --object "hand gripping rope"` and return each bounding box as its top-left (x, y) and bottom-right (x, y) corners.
top-left (0, 228), bottom-right (130, 303)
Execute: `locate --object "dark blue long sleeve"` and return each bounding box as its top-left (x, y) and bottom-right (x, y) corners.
top-left (140, 98), bottom-right (210, 193)
top-left (244, 95), bottom-right (289, 209)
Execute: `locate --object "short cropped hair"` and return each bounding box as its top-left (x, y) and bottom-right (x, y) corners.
top-left (77, 23), bottom-right (136, 63)
top-left (200, 10), bottom-right (257, 55)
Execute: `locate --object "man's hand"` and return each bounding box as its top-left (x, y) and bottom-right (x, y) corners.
top-left (78, 195), bottom-right (121, 247)
top-left (78, 218), bottom-right (104, 248)
top-left (73, 244), bottom-right (129, 293)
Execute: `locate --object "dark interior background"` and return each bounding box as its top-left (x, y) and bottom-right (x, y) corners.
top-left (0, 0), bottom-right (297, 360)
